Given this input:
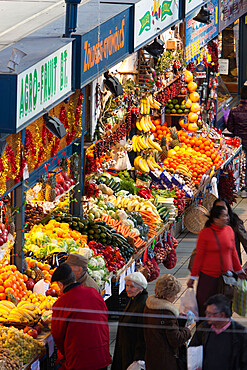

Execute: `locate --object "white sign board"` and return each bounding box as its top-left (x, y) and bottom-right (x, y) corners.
top-left (219, 59), bottom-right (229, 75)
top-left (16, 42), bottom-right (72, 129)
top-left (185, 0), bottom-right (204, 15)
top-left (134, 0), bottom-right (179, 49)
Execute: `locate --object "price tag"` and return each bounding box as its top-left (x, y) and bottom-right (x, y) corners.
top-left (47, 335), bottom-right (54, 357)
top-left (104, 280), bottom-right (112, 301)
top-left (31, 359), bottom-right (40, 370)
top-left (147, 245), bottom-right (155, 259)
top-left (119, 271), bottom-right (126, 294)
top-left (130, 261), bottom-right (135, 273)
top-left (161, 106), bottom-right (166, 124)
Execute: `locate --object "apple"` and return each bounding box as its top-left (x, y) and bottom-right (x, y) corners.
top-left (24, 326), bottom-right (32, 334)
top-left (33, 325), bottom-right (42, 335)
top-left (46, 288), bottom-right (57, 297)
top-left (58, 186), bottom-right (64, 194)
top-left (180, 87), bottom-right (187, 95)
top-left (62, 172), bottom-right (69, 182)
top-left (63, 183), bottom-right (70, 192)
top-left (55, 188), bottom-right (60, 197)
top-left (56, 174), bottom-right (65, 186)
top-left (2, 235), bottom-right (7, 244)
top-left (0, 238), bottom-right (4, 246)
top-left (0, 223), bottom-right (5, 232)
top-left (26, 278), bottom-right (35, 290)
top-left (27, 328), bottom-right (38, 339)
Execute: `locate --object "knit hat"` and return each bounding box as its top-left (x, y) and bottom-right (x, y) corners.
top-left (51, 263), bottom-right (74, 283)
top-left (155, 274), bottom-right (181, 299)
top-left (66, 254), bottom-right (88, 269)
top-left (125, 272), bottom-right (148, 289)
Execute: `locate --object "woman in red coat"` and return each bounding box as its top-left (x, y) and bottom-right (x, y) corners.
top-left (187, 205), bottom-right (247, 318)
top-left (51, 263), bottom-right (112, 370)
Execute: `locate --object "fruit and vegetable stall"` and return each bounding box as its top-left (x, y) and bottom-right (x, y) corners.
top-left (0, 55), bottom-right (243, 368)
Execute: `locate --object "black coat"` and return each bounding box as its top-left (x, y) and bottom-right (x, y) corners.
top-left (111, 289), bottom-right (148, 370)
top-left (190, 320), bottom-right (247, 370)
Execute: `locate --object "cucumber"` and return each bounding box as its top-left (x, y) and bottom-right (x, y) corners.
top-left (114, 183), bottom-right (121, 192)
top-left (94, 221), bottom-right (107, 226)
top-left (104, 177), bottom-right (111, 186)
top-left (108, 178), bottom-right (115, 188)
top-left (158, 206), bottom-right (169, 214)
top-left (111, 181), bottom-right (119, 191)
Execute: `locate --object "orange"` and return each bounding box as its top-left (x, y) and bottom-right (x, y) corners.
top-left (185, 99), bottom-right (192, 109)
top-left (188, 112), bottom-right (198, 122)
top-left (184, 70), bottom-right (193, 83)
top-left (187, 81), bottom-right (198, 92)
top-left (0, 286), bottom-right (4, 293)
top-left (190, 92), bottom-right (200, 103)
top-left (190, 103), bottom-right (201, 113)
top-left (3, 279), bottom-right (12, 288)
top-left (157, 130), bottom-right (163, 135)
top-left (5, 287), bottom-right (13, 294)
top-left (158, 134), bottom-right (163, 140)
top-left (0, 293), bottom-right (6, 300)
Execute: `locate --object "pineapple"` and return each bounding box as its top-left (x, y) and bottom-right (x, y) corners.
top-left (6, 290), bottom-right (17, 304)
top-left (61, 157), bottom-right (69, 179)
top-left (169, 127), bottom-right (181, 148)
top-left (45, 175), bottom-right (56, 202)
top-left (37, 174), bottom-right (48, 201)
top-left (32, 264), bottom-right (45, 283)
top-left (159, 135), bottom-right (168, 161)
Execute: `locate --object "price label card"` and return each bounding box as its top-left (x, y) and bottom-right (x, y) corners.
top-left (130, 261), bottom-right (135, 273)
top-left (119, 271), bottom-right (126, 294)
top-left (31, 359), bottom-right (40, 370)
top-left (161, 106), bottom-right (166, 124)
top-left (104, 280), bottom-right (112, 301)
top-left (47, 335), bottom-right (54, 357)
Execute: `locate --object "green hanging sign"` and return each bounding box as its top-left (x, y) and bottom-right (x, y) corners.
top-left (161, 1), bottom-right (173, 21)
top-left (138, 11), bottom-right (151, 35)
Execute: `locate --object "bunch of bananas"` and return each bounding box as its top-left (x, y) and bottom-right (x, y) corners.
top-left (176, 165), bottom-right (193, 178)
top-left (132, 135), bottom-right (162, 152)
top-left (5, 302), bottom-right (42, 323)
top-left (136, 115), bottom-right (156, 132)
top-left (140, 97), bottom-right (150, 114)
top-left (147, 95), bottom-right (162, 110)
top-left (134, 155), bottom-right (161, 173)
top-left (112, 195), bottom-right (161, 218)
top-left (0, 301), bottom-right (16, 319)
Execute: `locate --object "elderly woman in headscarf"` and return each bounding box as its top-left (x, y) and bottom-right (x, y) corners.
top-left (112, 271), bottom-right (148, 370)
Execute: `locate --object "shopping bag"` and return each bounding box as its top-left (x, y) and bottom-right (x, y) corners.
top-left (180, 288), bottom-right (199, 318)
top-left (233, 279), bottom-right (247, 316)
top-left (187, 346), bottom-right (203, 370)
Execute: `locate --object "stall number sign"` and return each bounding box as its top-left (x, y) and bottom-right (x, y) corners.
top-left (16, 43), bottom-right (72, 129)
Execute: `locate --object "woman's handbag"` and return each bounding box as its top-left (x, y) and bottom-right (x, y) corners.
top-left (188, 248), bottom-right (197, 271)
top-left (211, 229), bottom-right (237, 300)
top-left (233, 279), bottom-right (247, 316)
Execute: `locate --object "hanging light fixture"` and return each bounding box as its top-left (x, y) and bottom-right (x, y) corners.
top-left (103, 72), bottom-right (123, 97)
top-left (193, 5), bottom-right (212, 25)
top-left (144, 38), bottom-right (164, 59)
top-left (43, 114), bottom-right (67, 139)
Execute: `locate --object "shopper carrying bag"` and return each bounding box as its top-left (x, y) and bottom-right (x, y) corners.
top-left (187, 206), bottom-right (247, 318)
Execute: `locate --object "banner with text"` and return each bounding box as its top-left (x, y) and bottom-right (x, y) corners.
top-left (185, 0), bottom-right (218, 63)
top-left (16, 42), bottom-right (72, 129)
top-left (219, 0), bottom-right (247, 32)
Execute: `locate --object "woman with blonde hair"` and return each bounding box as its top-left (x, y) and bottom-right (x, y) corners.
top-left (143, 274), bottom-right (191, 370)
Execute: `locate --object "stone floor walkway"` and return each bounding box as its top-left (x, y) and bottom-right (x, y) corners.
top-left (108, 196), bottom-right (247, 361)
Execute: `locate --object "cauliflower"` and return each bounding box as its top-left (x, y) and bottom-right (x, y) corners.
top-left (96, 256), bottom-right (105, 269)
top-left (79, 248), bottom-right (94, 259)
top-left (88, 258), bottom-right (98, 269)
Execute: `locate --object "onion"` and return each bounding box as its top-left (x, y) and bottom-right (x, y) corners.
top-left (0, 223), bottom-right (5, 231)
top-left (0, 238), bottom-right (4, 246)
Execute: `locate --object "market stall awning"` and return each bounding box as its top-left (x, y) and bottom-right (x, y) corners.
top-left (0, 37), bottom-right (74, 134)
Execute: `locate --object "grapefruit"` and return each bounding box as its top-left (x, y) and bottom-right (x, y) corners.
top-left (188, 112), bottom-right (198, 122)
top-left (190, 103), bottom-right (201, 113)
top-left (184, 70), bottom-right (193, 83)
top-left (187, 81), bottom-right (197, 92)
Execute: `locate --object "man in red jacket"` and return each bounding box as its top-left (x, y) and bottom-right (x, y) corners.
top-left (51, 263), bottom-right (112, 370)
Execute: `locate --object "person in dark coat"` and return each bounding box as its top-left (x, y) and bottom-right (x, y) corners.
top-left (51, 263), bottom-right (112, 370)
top-left (144, 274), bottom-right (191, 370)
top-left (227, 84), bottom-right (247, 197)
top-left (112, 272), bottom-right (148, 370)
top-left (212, 198), bottom-right (247, 264)
top-left (190, 294), bottom-right (247, 370)
top-left (66, 253), bottom-right (101, 293)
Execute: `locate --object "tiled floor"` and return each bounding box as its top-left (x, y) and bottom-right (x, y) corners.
top-left (108, 197), bottom-right (247, 362)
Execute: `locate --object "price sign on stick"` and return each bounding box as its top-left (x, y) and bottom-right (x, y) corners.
top-left (161, 106), bottom-right (166, 124)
